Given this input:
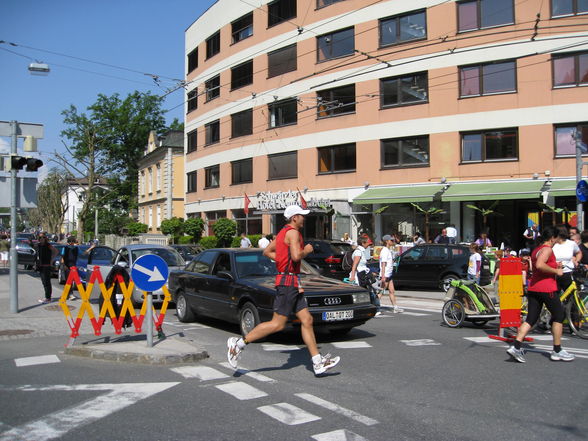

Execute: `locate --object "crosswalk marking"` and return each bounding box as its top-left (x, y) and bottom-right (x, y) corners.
top-left (257, 402), bottom-right (321, 425)
top-left (400, 311), bottom-right (430, 316)
top-left (15, 355), bottom-right (60, 367)
top-left (219, 362), bottom-right (276, 383)
top-left (311, 429), bottom-right (369, 441)
top-left (400, 339), bottom-right (441, 346)
top-left (331, 341), bottom-right (372, 349)
top-left (261, 343), bottom-right (302, 351)
top-left (215, 381), bottom-right (268, 400)
top-left (295, 393), bottom-right (378, 426)
top-left (170, 366), bottom-right (229, 380)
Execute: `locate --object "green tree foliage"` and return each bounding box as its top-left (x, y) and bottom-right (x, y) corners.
top-left (127, 222), bottom-right (148, 236)
top-left (199, 236), bottom-right (218, 249)
top-left (160, 217), bottom-right (185, 243)
top-left (184, 217), bottom-right (205, 243)
top-left (178, 235), bottom-right (194, 244)
top-left (410, 203), bottom-right (446, 242)
top-left (28, 170), bottom-right (68, 234)
top-left (82, 207), bottom-right (132, 236)
top-left (168, 117), bottom-right (184, 131)
top-left (212, 218), bottom-right (237, 247)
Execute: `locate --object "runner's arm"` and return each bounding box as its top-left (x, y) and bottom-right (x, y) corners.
top-left (287, 229), bottom-right (312, 262)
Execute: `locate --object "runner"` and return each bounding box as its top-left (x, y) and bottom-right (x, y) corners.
top-left (227, 204), bottom-right (340, 376)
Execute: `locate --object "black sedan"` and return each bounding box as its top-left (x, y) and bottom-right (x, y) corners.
top-left (169, 248), bottom-right (377, 336)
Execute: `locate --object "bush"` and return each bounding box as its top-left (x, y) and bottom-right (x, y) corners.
top-left (178, 235), bottom-right (193, 244)
top-left (199, 236), bottom-right (218, 249)
top-left (184, 218), bottom-right (205, 243)
top-left (212, 218), bottom-right (237, 247)
top-left (127, 222), bottom-right (148, 236)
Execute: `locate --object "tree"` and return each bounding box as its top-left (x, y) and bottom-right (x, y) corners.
top-left (410, 203), bottom-right (445, 242)
top-left (168, 117), bottom-right (184, 131)
top-left (160, 217), bottom-right (184, 243)
top-left (466, 201), bottom-right (502, 231)
top-left (28, 170), bottom-right (68, 234)
top-left (184, 217), bottom-right (205, 243)
top-left (539, 202), bottom-right (567, 226)
top-left (213, 218), bottom-right (237, 247)
top-left (126, 221), bottom-right (148, 236)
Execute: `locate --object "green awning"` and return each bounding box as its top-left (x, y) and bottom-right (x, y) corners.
top-left (547, 179), bottom-right (576, 197)
top-left (442, 181), bottom-right (544, 201)
top-left (353, 185), bottom-right (445, 204)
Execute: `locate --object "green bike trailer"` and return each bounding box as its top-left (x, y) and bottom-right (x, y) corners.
top-left (442, 279), bottom-right (499, 328)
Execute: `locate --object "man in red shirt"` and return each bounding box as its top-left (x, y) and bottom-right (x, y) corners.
top-left (227, 205), bottom-right (340, 376)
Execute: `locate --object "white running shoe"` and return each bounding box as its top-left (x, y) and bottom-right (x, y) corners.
top-left (507, 346), bottom-right (526, 363)
top-left (393, 306), bottom-right (404, 313)
top-left (313, 353), bottom-right (340, 376)
top-left (550, 349), bottom-right (575, 362)
top-left (375, 311), bottom-right (383, 316)
top-left (227, 337), bottom-right (242, 369)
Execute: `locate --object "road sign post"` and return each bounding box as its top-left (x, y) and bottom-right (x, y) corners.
top-left (131, 254), bottom-right (169, 348)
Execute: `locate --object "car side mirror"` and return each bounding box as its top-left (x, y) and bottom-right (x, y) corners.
top-left (217, 270), bottom-right (233, 280)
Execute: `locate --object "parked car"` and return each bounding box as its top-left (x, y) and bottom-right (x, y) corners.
top-left (170, 244), bottom-right (203, 262)
top-left (50, 243), bottom-right (65, 277)
top-left (304, 239), bottom-right (355, 280)
top-left (15, 240), bottom-right (36, 269)
top-left (393, 244), bottom-right (491, 291)
top-left (58, 244), bottom-right (91, 284)
top-left (168, 248), bottom-right (377, 337)
top-left (87, 244), bottom-right (185, 305)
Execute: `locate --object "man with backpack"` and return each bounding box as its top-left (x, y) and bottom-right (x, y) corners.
top-left (61, 236), bottom-right (79, 300)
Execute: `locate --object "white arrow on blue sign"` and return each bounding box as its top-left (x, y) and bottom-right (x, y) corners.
top-left (131, 254), bottom-right (169, 292)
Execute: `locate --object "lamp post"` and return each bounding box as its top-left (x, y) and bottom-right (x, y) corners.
top-left (576, 127), bottom-right (587, 231)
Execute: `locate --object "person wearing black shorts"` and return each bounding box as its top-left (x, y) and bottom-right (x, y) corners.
top-left (227, 205), bottom-right (340, 376)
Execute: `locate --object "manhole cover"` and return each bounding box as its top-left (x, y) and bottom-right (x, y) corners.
top-left (0, 329), bottom-right (34, 336)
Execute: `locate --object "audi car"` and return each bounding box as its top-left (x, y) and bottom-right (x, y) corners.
top-left (169, 248), bottom-right (377, 337)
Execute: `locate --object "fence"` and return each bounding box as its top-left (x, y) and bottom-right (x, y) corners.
top-left (103, 234), bottom-right (170, 249)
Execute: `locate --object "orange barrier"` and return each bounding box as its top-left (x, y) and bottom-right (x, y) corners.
top-left (58, 266), bottom-right (171, 346)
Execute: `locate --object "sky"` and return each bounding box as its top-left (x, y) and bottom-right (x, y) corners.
top-left (0, 0), bottom-right (217, 178)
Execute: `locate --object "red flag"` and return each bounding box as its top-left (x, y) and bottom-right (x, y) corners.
top-left (244, 193), bottom-right (251, 215)
top-left (297, 188), bottom-right (307, 209)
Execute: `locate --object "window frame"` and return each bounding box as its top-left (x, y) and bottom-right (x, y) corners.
top-left (552, 51), bottom-right (588, 88)
top-left (268, 151), bottom-right (298, 180)
top-left (317, 143), bottom-right (356, 175)
top-left (205, 120), bottom-right (220, 146)
top-left (316, 27), bottom-right (355, 63)
top-left (267, 44), bottom-right (297, 78)
top-left (553, 122), bottom-right (588, 157)
top-left (317, 0), bottom-right (346, 8)
top-left (457, 0), bottom-right (515, 33)
top-left (316, 84), bottom-right (356, 119)
top-left (231, 60), bottom-right (254, 90)
top-left (380, 71), bottom-right (429, 108)
top-left (458, 59), bottom-right (517, 98)
top-left (187, 88), bottom-right (198, 113)
top-left (206, 31), bottom-right (221, 59)
top-left (205, 75), bottom-right (220, 102)
top-left (460, 128), bottom-right (519, 163)
top-left (231, 158), bottom-right (253, 185)
top-left (187, 47), bottom-right (198, 74)
top-left (551, 0), bottom-right (588, 17)
top-left (187, 129), bottom-right (197, 153)
top-left (380, 136), bottom-right (430, 169)
top-left (379, 9), bottom-right (427, 48)
top-left (231, 109), bottom-right (253, 138)
top-left (268, 0), bottom-right (297, 28)
top-left (204, 165), bottom-right (220, 189)
top-left (231, 12), bottom-right (253, 44)
top-left (187, 171), bottom-right (197, 193)
top-left (268, 98), bottom-right (298, 128)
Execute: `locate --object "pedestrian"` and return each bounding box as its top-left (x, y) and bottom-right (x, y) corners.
top-left (340, 232), bottom-right (354, 245)
top-left (506, 226), bottom-right (575, 362)
top-left (467, 243), bottom-right (482, 284)
top-left (227, 205), bottom-right (340, 376)
top-left (380, 235), bottom-right (403, 313)
top-left (579, 230), bottom-right (588, 266)
top-left (552, 226), bottom-right (581, 293)
top-left (257, 233), bottom-right (271, 249)
top-left (350, 236), bottom-right (381, 315)
top-left (446, 224), bottom-right (458, 244)
top-left (522, 223), bottom-right (540, 250)
top-left (36, 233), bottom-right (58, 304)
top-left (239, 232), bottom-right (252, 248)
top-left (0, 234), bottom-right (9, 268)
top-left (413, 232), bottom-right (425, 245)
top-left (474, 232), bottom-right (492, 250)
top-left (434, 228), bottom-right (450, 244)
top-left (61, 236), bottom-right (79, 300)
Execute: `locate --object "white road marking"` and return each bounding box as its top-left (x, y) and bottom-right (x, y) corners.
top-left (0, 382), bottom-right (178, 441)
top-left (257, 402), bottom-right (321, 425)
top-left (14, 355), bottom-right (60, 367)
top-left (215, 381), bottom-right (268, 400)
top-left (170, 366), bottom-right (229, 380)
top-left (295, 393), bottom-right (378, 426)
top-left (182, 325), bottom-right (211, 330)
top-left (261, 343), bottom-right (302, 351)
top-left (219, 362), bottom-right (276, 383)
top-left (331, 341), bottom-right (372, 349)
top-left (463, 335), bottom-right (569, 344)
top-left (312, 429), bottom-right (369, 441)
top-left (399, 311), bottom-right (430, 316)
top-left (400, 339), bottom-right (441, 346)
top-left (463, 337), bottom-right (588, 358)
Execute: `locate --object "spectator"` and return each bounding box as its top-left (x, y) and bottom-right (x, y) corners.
top-left (552, 226), bottom-right (581, 293)
top-left (446, 224), bottom-right (458, 244)
top-left (37, 233), bottom-right (58, 304)
top-left (61, 236), bottom-right (79, 300)
top-left (434, 229), bottom-right (450, 244)
top-left (467, 243), bottom-right (482, 284)
top-left (340, 232), bottom-right (355, 245)
top-left (579, 230), bottom-right (588, 265)
top-left (380, 235), bottom-right (402, 313)
top-left (523, 223), bottom-right (540, 249)
top-left (413, 232), bottom-right (425, 245)
top-left (474, 232), bottom-right (492, 250)
top-left (0, 234), bottom-right (9, 268)
top-left (240, 232), bottom-right (252, 248)
top-left (258, 234), bottom-right (272, 249)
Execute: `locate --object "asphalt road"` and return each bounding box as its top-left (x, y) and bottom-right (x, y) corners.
top-left (1, 290), bottom-right (587, 441)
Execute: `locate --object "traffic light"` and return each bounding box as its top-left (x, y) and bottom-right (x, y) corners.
top-left (8, 155), bottom-right (43, 171)
top-left (25, 158), bottom-right (43, 171)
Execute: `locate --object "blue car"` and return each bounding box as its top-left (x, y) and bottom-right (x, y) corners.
top-left (58, 245), bottom-right (116, 286)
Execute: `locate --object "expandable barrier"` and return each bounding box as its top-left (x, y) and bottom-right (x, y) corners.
top-left (58, 266), bottom-right (171, 346)
top-left (489, 257), bottom-right (533, 342)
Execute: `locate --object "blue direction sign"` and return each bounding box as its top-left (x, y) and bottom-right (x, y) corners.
top-left (131, 254), bottom-right (169, 292)
top-left (577, 180), bottom-right (588, 203)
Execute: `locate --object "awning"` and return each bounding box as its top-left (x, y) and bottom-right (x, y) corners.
top-left (546, 179), bottom-right (576, 197)
top-left (441, 181), bottom-right (544, 201)
top-left (353, 185), bottom-right (445, 204)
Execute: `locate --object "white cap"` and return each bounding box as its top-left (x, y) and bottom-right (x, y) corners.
top-left (510, 251), bottom-right (517, 256)
top-left (284, 204), bottom-right (310, 219)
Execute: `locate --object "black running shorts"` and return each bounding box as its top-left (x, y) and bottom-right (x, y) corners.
top-left (273, 285), bottom-right (308, 317)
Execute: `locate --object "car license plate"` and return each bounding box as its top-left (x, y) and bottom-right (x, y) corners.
top-left (322, 310), bottom-right (354, 321)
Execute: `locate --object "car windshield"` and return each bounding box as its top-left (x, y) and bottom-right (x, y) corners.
top-left (77, 245), bottom-right (90, 263)
top-left (235, 252), bottom-right (320, 278)
top-left (330, 242), bottom-right (353, 254)
top-left (131, 248), bottom-right (185, 267)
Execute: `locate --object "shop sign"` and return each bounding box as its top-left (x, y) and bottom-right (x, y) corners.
top-left (257, 191), bottom-right (331, 211)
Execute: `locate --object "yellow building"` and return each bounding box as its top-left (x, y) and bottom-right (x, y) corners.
top-left (138, 130), bottom-right (185, 233)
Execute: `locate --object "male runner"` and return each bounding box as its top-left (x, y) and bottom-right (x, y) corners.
top-left (227, 204), bottom-right (340, 376)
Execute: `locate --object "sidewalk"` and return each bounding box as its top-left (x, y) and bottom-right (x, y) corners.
top-left (0, 269), bottom-right (208, 364)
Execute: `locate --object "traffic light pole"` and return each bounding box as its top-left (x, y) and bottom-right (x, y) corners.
top-left (576, 128), bottom-right (586, 231)
top-left (9, 121), bottom-right (19, 313)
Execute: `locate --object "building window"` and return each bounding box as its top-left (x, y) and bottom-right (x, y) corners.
top-left (187, 171), bottom-right (197, 193)
top-left (379, 10), bottom-right (426, 47)
top-left (457, 0), bottom-right (514, 32)
top-left (381, 136), bottom-right (430, 168)
top-left (232, 12), bottom-right (253, 44)
top-left (205, 75), bottom-right (220, 101)
top-left (318, 143), bottom-right (356, 174)
top-left (268, 151), bottom-right (297, 179)
top-left (269, 98), bottom-right (297, 128)
top-left (148, 206), bottom-right (153, 228)
top-left (317, 27), bottom-right (354, 62)
top-left (205, 120), bottom-right (220, 145)
top-left (156, 164), bottom-right (161, 192)
top-left (157, 205), bottom-right (161, 227)
top-left (317, 84), bottom-right (355, 118)
top-left (551, 0), bottom-right (588, 17)
top-left (148, 168), bottom-right (153, 194)
top-left (381, 72), bottom-right (428, 107)
top-left (552, 52), bottom-right (588, 87)
top-left (140, 171), bottom-right (145, 196)
top-left (187, 88), bottom-right (197, 113)
top-left (459, 60), bottom-right (516, 97)
top-left (231, 60), bottom-right (253, 90)
top-left (206, 31), bottom-right (220, 59)
top-left (231, 158), bottom-right (253, 184)
top-left (268, 0), bottom-right (296, 27)
top-left (461, 129), bottom-right (518, 162)
top-left (187, 130), bottom-right (197, 153)
top-left (231, 109), bottom-right (253, 138)
top-left (317, 0), bottom-right (346, 8)
top-left (554, 123), bottom-right (588, 156)
top-left (187, 48), bottom-right (198, 74)
top-left (268, 44), bottom-right (297, 78)
top-left (205, 165), bottom-right (220, 188)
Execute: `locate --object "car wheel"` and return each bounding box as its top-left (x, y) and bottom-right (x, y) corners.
top-left (239, 302), bottom-right (260, 337)
top-left (442, 299), bottom-right (465, 328)
top-left (440, 274), bottom-right (459, 292)
top-left (176, 292), bottom-right (195, 323)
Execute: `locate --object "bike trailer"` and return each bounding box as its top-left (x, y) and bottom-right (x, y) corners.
top-left (442, 279), bottom-right (500, 328)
